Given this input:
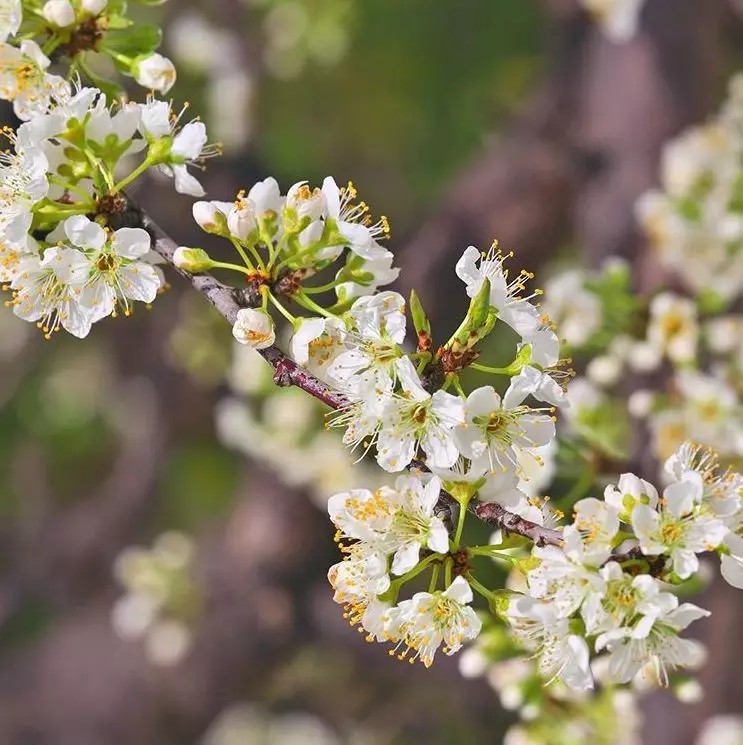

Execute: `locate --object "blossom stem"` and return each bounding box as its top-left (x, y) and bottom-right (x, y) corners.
top-left (211, 261), bottom-right (253, 277)
top-left (265, 291), bottom-right (296, 325)
top-left (229, 237), bottom-right (259, 271)
top-left (112, 158), bottom-right (155, 193)
top-left (470, 362), bottom-right (511, 375)
top-left (391, 554), bottom-right (440, 590)
top-left (82, 149), bottom-right (115, 191)
top-left (294, 291), bottom-right (336, 319)
top-left (468, 546), bottom-right (518, 562)
top-left (444, 558), bottom-right (453, 588)
top-left (465, 573), bottom-right (499, 602)
top-left (453, 503), bottom-right (467, 548)
top-left (428, 563), bottom-right (440, 592)
top-left (302, 279), bottom-right (341, 294)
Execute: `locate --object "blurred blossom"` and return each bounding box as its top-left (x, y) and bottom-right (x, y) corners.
top-left (208, 71), bottom-right (256, 151)
top-left (244, 0), bottom-right (352, 80)
top-left (169, 13), bottom-right (240, 74)
top-left (696, 715), bottom-right (743, 745)
top-left (144, 619), bottom-right (193, 666)
top-left (112, 531), bottom-right (199, 667)
top-left (0, 305), bottom-right (31, 360)
top-left (203, 704), bottom-right (342, 745)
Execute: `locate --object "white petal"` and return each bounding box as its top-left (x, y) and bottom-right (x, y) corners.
top-left (64, 215), bottom-right (106, 251)
top-left (112, 227), bottom-right (151, 259)
top-left (172, 165), bottom-right (205, 197)
top-left (118, 263), bottom-right (161, 303)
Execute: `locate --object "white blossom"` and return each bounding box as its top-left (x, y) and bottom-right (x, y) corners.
top-left (0, 40), bottom-right (68, 120)
top-left (232, 308), bottom-right (275, 349)
top-left (328, 474), bottom-right (449, 575)
top-left (327, 291), bottom-right (405, 388)
top-left (596, 601), bottom-right (709, 686)
top-left (9, 247), bottom-right (92, 338)
top-left (631, 476), bottom-right (727, 579)
top-left (61, 216), bottom-right (161, 321)
top-left (327, 542), bottom-right (390, 642)
top-left (376, 356), bottom-right (465, 472)
top-left (563, 497), bottom-right (620, 566)
top-left (646, 292), bottom-right (698, 365)
top-left (384, 577), bottom-right (481, 667)
top-left (454, 384), bottom-right (555, 474)
top-left (604, 472), bottom-right (659, 522)
top-left (322, 177), bottom-right (390, 260)
top-left (138, 100), bottom-right (214, 196)
top-left (505, 596), bottom-right (594, 690)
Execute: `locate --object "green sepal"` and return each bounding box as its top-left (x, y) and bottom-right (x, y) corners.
top-left (409, 289), bottom-right (431, 338)
top-left (446, 278), bottom-right (496, 351)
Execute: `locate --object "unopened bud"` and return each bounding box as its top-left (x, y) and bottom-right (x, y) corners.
top-left (232, 308), bottom-right (275, 349)
top-left (42, 0), bottom-right (76, 27)
top-left (82, 0), bottom-right (108, 14)
top-left (193, 202), bottom-right (228, 235)
top-left (134, 53), bottom-right (177, 94)
top-left (173, 247), bottom-right (214, 273)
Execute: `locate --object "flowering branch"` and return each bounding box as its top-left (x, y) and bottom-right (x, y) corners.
top-left (137, 203), bottom-right (581, 553)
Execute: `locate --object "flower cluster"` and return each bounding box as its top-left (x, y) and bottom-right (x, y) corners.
top-left (328, 472), bottom-right (481, 666)
top-left (3, 0), bottom-right (743, 727)
top-left (0, 0), bottom-right (176, 123)
top-left (1, 83), bottom-right (217, 336)
top-left (638, 73), bottom-right (743, 307)
top-left (501, 443), bottom-right (742, 691)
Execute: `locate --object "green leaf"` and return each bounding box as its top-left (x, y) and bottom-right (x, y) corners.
top-left (103, 24), bottom-right (162, 57)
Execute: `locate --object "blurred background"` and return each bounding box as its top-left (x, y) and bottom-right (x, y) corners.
top-left (1, 0), bottom-right (743, 743)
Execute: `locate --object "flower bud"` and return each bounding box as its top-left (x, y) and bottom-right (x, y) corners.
top-left (134, 53), bottom-right (177, 94)
top-left (227, 199), bottom-right (258, 241)
top-left (81, 0), bottom-right (108, 14)
top-left (173, 247), bottom-right (214, 273)
top-left (192, 202), bottom-right (228, 235)
top-left (232, 308), bottom-right (275, 349)
top-left (42, 0), bottom-right (76, 27)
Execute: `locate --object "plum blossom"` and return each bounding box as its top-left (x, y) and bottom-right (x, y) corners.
top-left (232, 308), bottom-right (276, 349)
top-left (596, 600), bottom-right (709, 686)
top-left (376, 357), bottom-right (465, 472)
top-left (384, 577), bottom-right (481, 667)
top-left (454, 384), bottom-right (555, 474)
top-left (505, 595), bottom-right (594, 691)
top-left (631, 476), bottom-right (727, 579)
